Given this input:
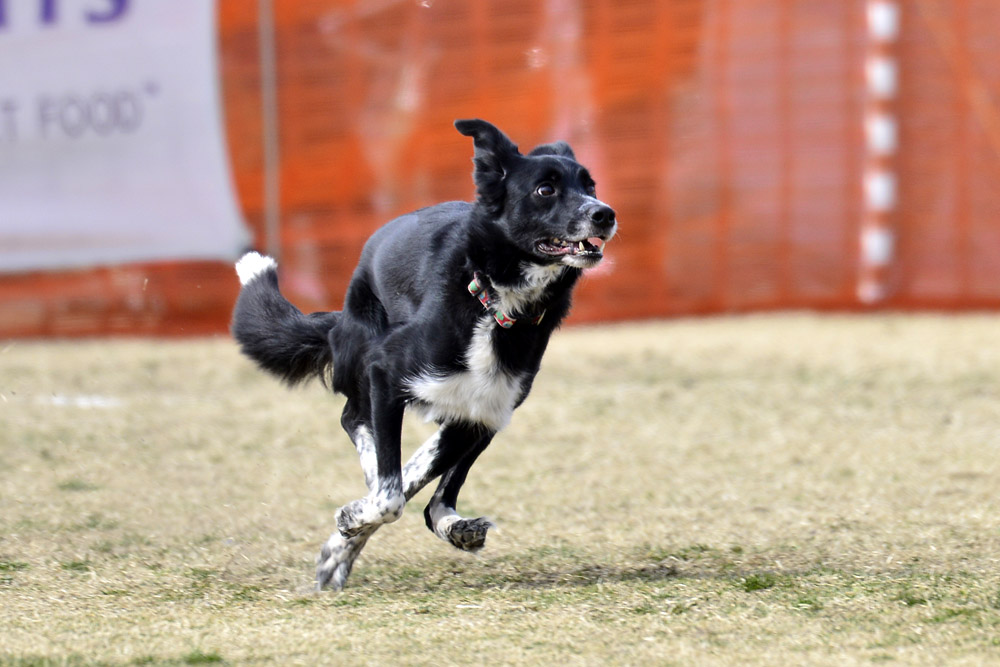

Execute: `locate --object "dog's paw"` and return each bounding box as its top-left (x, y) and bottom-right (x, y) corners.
top-left (316, 530), bottom-right (371, 591)
top-left (335, 492), bottom-right (405, 538)
top-left (335, 500), bottom-right (369, 539)
top-left (445, 517), bottom-right (494, 552)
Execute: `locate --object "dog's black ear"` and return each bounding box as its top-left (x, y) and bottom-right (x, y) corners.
top-left (528, 141), bottom-right (576, 160)
top-left (455, 119), bottom-right (521, 214)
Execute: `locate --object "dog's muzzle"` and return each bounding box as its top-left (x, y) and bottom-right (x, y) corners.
top-left (537, 199), bottom-right (617, 267)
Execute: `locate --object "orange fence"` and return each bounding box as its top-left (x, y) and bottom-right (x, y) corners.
top-left (2, 0), bottom-right (998, 337)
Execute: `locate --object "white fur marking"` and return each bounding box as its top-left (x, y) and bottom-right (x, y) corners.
top-left (235, 251), bottom-right (277, 286)
top-left (428, 503), bottom-right (462, 543)
top-left (353, 426), bottom-right (378, 490)
top-left (317, 529), bottom-right (373, 591)
top-left (345, 485), bottom-right (405, 528)
top-left (374, 485), bottom-right (405, 519)
top-left (402, 428), bottom-right (443, 496)
top-left (407, 317), bottom-right (522, 430)
top-left (492, 263), bottom-right (564, 316)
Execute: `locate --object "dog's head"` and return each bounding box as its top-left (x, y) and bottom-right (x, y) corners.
top-left (455, 119), bottom-right (617, 269)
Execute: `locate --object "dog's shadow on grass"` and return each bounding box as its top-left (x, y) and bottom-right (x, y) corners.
top-left (497, 561), bottom-right (682, 590)
top-left (350, 557), bottom-right (683, 594)
top-left (323, 543), bottom-right (781, 595)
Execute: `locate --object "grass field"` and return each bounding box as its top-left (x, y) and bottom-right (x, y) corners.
top-left (2, 314), bottom-right (999, 665)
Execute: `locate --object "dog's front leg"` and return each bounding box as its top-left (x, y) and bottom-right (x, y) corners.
top-left (334, 365), bottom-right (406, 539)
top-left (424, 432), bottom-right (496, 552)
top-left (400, 423), bottom-right (484, 496)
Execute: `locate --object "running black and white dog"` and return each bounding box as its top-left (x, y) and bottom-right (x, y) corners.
top-left (231, 119), bottom-right (617, 590)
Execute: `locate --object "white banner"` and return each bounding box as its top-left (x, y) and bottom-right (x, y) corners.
top-left (0, 0), bottom-right (250, 272)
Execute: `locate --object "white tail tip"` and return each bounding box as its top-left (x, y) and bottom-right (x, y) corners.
top-left (235, 251), bottom-right (277, 286)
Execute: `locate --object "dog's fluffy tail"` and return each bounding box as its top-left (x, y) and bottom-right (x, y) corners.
top-left (231, 252), bottom-right (337, 386)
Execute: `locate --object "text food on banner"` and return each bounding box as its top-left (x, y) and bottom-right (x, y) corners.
top-left (0, 0), bottom-right (249, 273)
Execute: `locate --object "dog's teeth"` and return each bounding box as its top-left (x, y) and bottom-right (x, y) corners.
top-left (578, 241), bottom-right (586, 251)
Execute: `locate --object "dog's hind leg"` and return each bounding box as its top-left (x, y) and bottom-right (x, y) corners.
top-left (423, 432), bottom-right (496, 552)
top-left (316, 402), bottom-right (381, 591)
top-left (341, 401), bottom-right (378, 491)
top-left (316, 372), bottom-right (404, 590)
top-left (333, 366), bottom-right (406, 539)
top-left (316, 528), bottom-right (374, 591)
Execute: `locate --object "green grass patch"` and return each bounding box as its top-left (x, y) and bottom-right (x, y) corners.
top-left (0, 561), bottom-right (29, 572)
top-left (895, 590), bottom-right (929, 607)
top-left (59, 561), bottom-right (91, 573)
top-left (740, 572), bottom-right (779, 592)
top-left (181, 650), bottom-right (225, 665)
top-left (56, 479), bottom-right (99, 493)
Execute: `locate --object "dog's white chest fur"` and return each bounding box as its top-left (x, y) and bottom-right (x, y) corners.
top-left (406, 317), bottom-right (523, 431)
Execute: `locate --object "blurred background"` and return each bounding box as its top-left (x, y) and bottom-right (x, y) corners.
top-left (1, 0), bottom-right (998, 338)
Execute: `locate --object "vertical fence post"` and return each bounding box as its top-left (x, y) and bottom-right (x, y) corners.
top-left (258, 0), bottom-right (281, 261)
top-left (858, 0), bottom-right (901, 304)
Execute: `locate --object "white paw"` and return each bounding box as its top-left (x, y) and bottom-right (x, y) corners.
top-left (316, 530), bottom-right (371, 591)
top-left (336, 490), bottom-right (405, 538)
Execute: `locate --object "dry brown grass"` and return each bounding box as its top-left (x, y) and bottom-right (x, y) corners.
top-left (2, 314), bottom-right (999, 665)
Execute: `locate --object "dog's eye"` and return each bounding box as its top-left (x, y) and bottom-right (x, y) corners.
top-left (536, 183), bottom-right (557, 197)
top-left (586, 184), bottom-right (597, 196)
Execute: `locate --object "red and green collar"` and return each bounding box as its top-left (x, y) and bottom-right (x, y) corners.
top-left (467, 272), bottom-right (546, 329)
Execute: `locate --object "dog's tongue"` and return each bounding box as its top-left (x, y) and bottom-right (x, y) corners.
top-left (588, 237), bottom-right (606, 252)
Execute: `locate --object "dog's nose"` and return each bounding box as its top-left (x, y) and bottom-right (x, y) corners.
top-left (589, 204), bottom-right (616, 229)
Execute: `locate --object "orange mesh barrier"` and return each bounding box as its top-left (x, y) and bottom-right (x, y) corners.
top-left (2, 0), bottom-right (998, 338)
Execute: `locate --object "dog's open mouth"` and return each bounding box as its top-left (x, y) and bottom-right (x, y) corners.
top-left (537, 237), bottom-right (606, 258)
